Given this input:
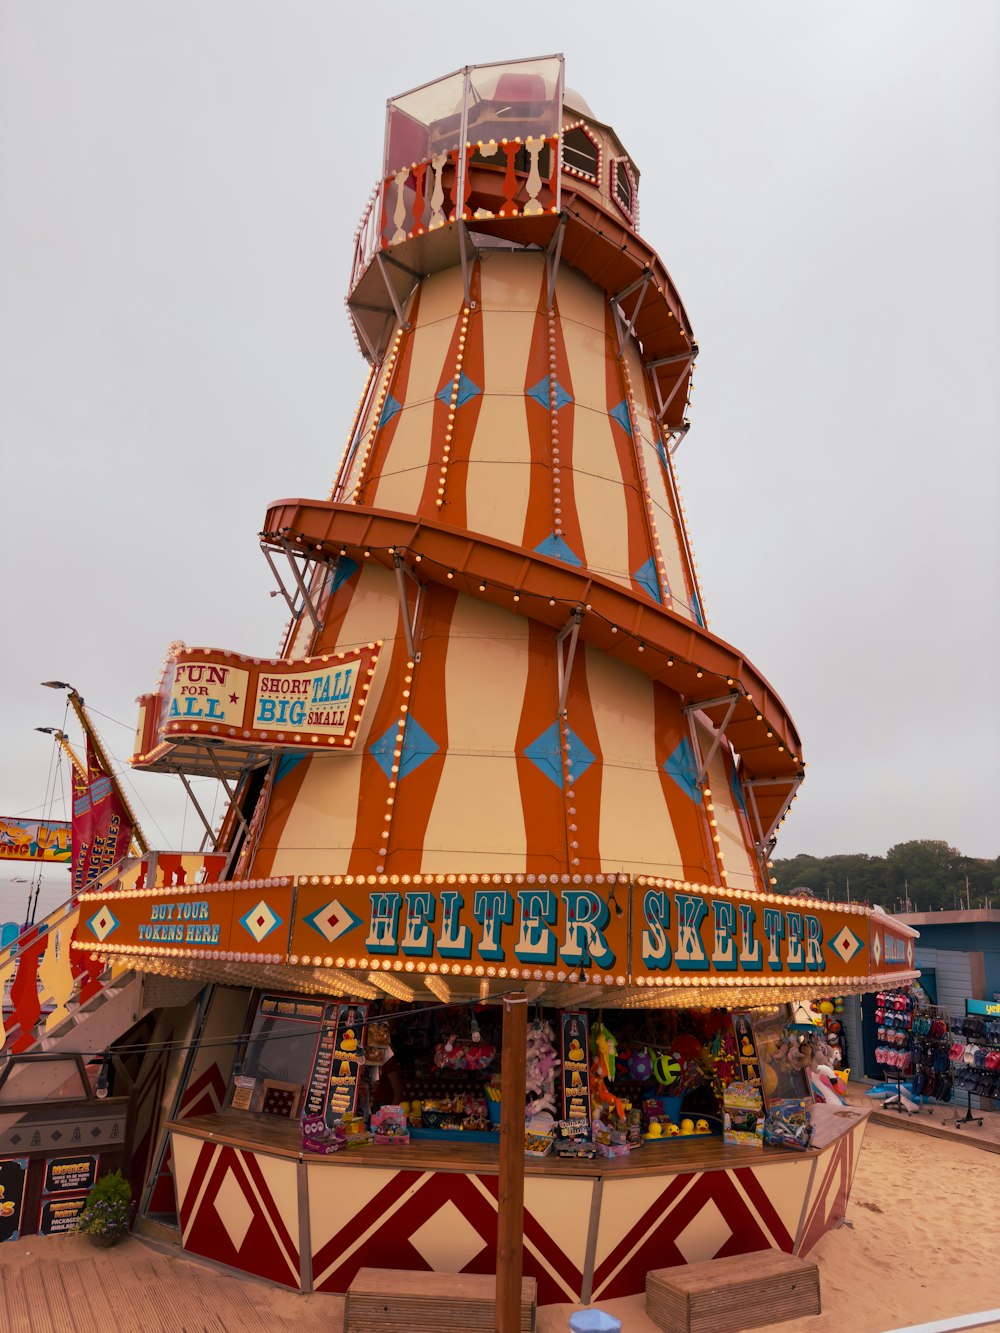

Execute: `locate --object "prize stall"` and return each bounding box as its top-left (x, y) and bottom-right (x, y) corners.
top-left (77, 872), bottom-right (917, 1302)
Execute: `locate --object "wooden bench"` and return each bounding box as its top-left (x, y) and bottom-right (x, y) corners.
top-left (646, 1250), bottom-right (820, 1333)
top-left (346, 1268), bottom-right (537, 1332)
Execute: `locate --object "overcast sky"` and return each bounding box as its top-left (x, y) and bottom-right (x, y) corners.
top-left (2, 1), bottom-right (998, 921)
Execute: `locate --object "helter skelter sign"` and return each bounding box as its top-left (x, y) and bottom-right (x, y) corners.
top-left (134, 642), bottom-right (381, 756)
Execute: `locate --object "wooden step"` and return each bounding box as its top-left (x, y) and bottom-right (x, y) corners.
top-left (646, 1250), bottom-right (820, 1333)
top-left (346, 1268), bottom-right (536, 1332)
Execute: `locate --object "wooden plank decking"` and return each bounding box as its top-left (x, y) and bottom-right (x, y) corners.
top-left (0, 1239), bottom-right (342, 1332)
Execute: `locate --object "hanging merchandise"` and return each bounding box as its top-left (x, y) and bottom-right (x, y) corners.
top-left (947, 1005), bottom-right (1000, 1127)
top-left (874, 989), bottom-right (914, 1083)
top-left (908, 1004), bottom-right (953, 1104)
top-left (525, 1018), bottom-right (559, 1119)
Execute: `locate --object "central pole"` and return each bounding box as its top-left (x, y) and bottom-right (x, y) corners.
top-left (496, 990), bottom-right (527, 1333)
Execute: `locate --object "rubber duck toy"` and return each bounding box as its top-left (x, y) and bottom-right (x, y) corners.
top-left (567, 1039), bottom-right (585, 1062)
top-left (695, 1118), bottom-right (710, 1134)
top-left (644, 1121), bottom-right (663, 1140)
top-left (680, 1118), bottom-right (695, 1136)
top-left (666, 1122), bottom-right (681, 1136)
top-left (741, 1037), bottom-right (756, 1058)
top-left (340, 1029), bottom-right (358, 1052)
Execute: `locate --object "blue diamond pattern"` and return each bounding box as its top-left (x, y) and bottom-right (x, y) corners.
top-left (329, 556), bottom-right (358, 594)
top-left (524, 722), bottom-right (595, 789)
top-left (534, 533), bottom-right (582, 567)
top-left (610, 400), bottom-right (633, 436)
top-left (378, 394), bottom-right (402, 428)
top-left (663, 738), bottom-right (702, 803)
top-left (370, 715), bottom-right (439, 781)
top-left (633, 558), bottom-right (662, 603)
top-left (437, 372), bottom-right (481, 408)
top-left (691, 591), bottom-right (705, 627)
top-left (527, 377), bottom-right (573, 411)
top-left (275, 754), bottom-right (305, 784)
top-left (730, 768), bottom-right (748, 818)
top-left (655, 436), bottom-right (669, 467)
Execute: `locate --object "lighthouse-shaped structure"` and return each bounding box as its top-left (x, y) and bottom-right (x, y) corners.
top-left (133, 55), bottom-right (803, 902)
top-left (2, 54), bottom-right (922, 1292)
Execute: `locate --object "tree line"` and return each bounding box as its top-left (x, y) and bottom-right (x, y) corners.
top-left (771, 840), bottom-right (999, 913)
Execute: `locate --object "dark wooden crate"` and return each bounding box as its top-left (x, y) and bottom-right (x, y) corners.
top-left (346, 1267), bottom-right (536, 1332)
top-left (646, 1250), bottom-right (820, 1333)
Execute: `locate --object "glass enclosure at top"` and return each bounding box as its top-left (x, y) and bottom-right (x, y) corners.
top-left (383, 55), bottom-right (564, 178)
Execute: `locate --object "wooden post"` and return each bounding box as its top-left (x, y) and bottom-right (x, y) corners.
top-left (496, 990), bottom-right (527, 1333)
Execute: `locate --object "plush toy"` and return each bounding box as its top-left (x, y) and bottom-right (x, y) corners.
top-left (525, 1019), bottom-right (559, 1117)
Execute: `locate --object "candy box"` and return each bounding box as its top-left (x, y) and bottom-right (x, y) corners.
top-left (371, 1104), bottom-right (410, 1145)
top-left (301, 1113), bottom-right (346, 1155)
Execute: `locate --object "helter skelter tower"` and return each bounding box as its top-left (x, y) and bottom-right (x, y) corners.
top-left (136, 55), bottom-right (804, 922)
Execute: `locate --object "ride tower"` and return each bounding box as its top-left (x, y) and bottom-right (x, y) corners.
top-left (130, 54), bottom-right (805, 975)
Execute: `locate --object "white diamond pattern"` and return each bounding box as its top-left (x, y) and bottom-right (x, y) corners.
top-left (214, 1167), bottom-right (254, 1252)
top-left (88, 905), bottom-right (119, 942)
top-left (410, 1199), bottom-right (487, 1273)
top-left (872, 931), bottom-right (882, 967)
top-left (674, 1197), bottom-right (733, 1264)
top-left (242, 900), bottom-right (280, 943)
top-left (830, 926), bottom-right (864, 965)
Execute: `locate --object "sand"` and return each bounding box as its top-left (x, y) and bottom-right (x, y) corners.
top-left (538, 1121), bottom-right (1000, 1333)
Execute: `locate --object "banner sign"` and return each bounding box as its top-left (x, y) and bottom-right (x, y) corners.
top-left (0, 818), bottom-right (71, 864)
top-left (140, 643), bottom-right (381, 756)
top-left (633, 880), bottom-right (898, 983)
top-left (42, 1156), bottom-right (97, 1195)
top-left (76, 874), bottom-right (918, 992)
top-left (325, 1002), bottom-right (368, 1123)
top-left (290, 876), bottom-right (633, 977)
top-left (72, 739), bottom-right (133, 895)
top-left (967, 998), bottom-right (1000, 1017)
top-left (0, 1159), bottom-right (28, 1243)
top-left (38, 1194), bottom-right (89, 1236)
top-left (560, 1011), bottom-right (591, 1127)
top-left (77, 881), bottom-right (295, 958)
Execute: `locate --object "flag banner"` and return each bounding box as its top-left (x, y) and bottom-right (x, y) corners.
top-left (0, 818), bottom-right (71, 863)
top-left (72, 739), bottom-right (133, 895)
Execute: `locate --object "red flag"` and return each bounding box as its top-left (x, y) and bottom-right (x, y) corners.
top-left (71, 737), bottom-right (132, 895)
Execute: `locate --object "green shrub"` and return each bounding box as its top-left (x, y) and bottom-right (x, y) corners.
top-left (77, 1169), bottom-right (132, 1237)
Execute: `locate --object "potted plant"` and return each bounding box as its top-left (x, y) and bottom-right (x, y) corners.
top-left (76, 1169), bottom-right (132, 1248)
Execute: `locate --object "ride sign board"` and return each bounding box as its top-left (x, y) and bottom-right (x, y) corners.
top-left (75, 872), bottom-right (919, 993)
top-left (0, 818), bottom-right (71, 864)
top-left (133, 643), bottom-right (382, 762)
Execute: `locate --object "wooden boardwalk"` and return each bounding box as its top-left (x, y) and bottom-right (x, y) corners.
top-left (0, 1238), bottom-right (344, 1333)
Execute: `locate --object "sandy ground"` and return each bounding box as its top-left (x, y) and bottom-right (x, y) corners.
top-left (538, 1121), bottom-right (1000, 1333)
top-left (1, 1118), bottom-right (998, 1331)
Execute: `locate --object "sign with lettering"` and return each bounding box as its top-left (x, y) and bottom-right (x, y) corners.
top-left (325, 1003), bottom-right (368, 1123)
top-left (136, 643), bottom-right (382, 758)
top-left (0, 817), bottom-right (71, 864)
top-left (43, 1156), bottom-right (97, 1195)
top-left (634, 882), bottom-right (879, 982)
top-left (77, 881), bottom-right (295, 959)
top-left (0, 1158), bottom-right (27, 1243)
top-left (290, 876), bottom-right (633, 977)
top-left (38, 1194), bottom-right (89, 1236)
top-left (967, 998), bottom-right (1000, 1017)
top-left (560, 1011), bottom-right (591, 1127)
top-left (77, 874), bottom-right (918, 993)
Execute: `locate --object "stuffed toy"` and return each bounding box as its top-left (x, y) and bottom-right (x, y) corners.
top-left (525, 1019), bottom-right (559, 1117)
